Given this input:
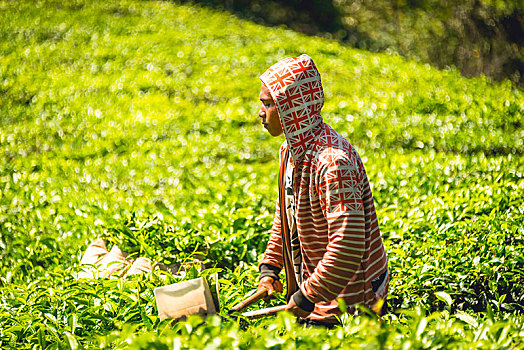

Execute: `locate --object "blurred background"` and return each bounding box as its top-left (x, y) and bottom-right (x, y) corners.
top-left (186, 0), bottom-right (523, 86)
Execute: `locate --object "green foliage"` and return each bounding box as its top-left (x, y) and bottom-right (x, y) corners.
top-left (101, 204), bottom-right (272, 269)
top-left (97, 309), bottom-right (524, 349)
top-left (184, 0), bottom-right (523, 84)
top-left (0, 0), bottom-right (523, 348)
top-left (374, 152), bottom-right (524, 313)
top-left (334, 0), bottom-right (523, 84)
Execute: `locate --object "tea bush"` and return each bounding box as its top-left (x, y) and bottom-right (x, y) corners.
top-left (0, 0), bottom-right (523, 348)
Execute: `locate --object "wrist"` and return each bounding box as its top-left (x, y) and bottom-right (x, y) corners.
top-left (259, 263), bottom-right (281, 281)
top-left (291, 289), bottom-right (315, 312)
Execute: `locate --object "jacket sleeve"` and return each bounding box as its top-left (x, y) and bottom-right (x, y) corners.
top-left (302, 155), bottom-right (366, 303)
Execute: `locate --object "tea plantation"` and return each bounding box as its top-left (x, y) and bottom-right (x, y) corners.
top-left (1, 0), bottom-right (523, 348)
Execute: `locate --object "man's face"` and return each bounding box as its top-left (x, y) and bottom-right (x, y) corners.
top-left (258, 83), bottom-right (283, 137)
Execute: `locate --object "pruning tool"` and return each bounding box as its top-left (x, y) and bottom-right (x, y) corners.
top-left (228, 287), bottom-right (287, 319)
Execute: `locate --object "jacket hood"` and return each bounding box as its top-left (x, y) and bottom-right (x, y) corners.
top-left (260, 54), bottom-right (324, 164)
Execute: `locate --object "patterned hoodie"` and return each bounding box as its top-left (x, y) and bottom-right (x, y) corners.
top-left (259, 54), bottom-right (389, 323)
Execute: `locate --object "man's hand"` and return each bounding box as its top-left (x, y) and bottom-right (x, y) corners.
top-left (258, 276), bottom-right (283, 301)
top-left (285, 297), bottom-right (312, 318)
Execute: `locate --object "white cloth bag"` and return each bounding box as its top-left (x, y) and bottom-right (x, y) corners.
top-left (154, 277), bottom-right (217, 320)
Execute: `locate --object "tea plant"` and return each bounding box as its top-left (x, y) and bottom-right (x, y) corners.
top-left (0, 0), bottom-right (522, 348)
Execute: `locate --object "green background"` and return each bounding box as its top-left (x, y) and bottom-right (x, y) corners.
top-left (0, 0), bottom-right (523, 348)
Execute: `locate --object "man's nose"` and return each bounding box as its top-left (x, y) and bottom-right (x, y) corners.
top-left (258, 105), bottom-right (265, 117)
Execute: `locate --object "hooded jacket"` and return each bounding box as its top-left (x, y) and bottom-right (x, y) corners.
top-left (259, 54), bottom-right (388, 322)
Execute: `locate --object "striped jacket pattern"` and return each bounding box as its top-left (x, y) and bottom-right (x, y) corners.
top-left (259, 54), bottom-right (389, 322)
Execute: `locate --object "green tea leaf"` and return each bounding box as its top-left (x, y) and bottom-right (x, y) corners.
top-left (435, 291), bottom-right (453, 307)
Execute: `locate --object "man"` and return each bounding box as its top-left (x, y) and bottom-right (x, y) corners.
top-left (257, 54), bottom-right (388, 327)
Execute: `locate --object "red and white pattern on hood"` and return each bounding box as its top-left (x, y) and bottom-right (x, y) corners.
top-left (259, 54), bottom-right (324, 164)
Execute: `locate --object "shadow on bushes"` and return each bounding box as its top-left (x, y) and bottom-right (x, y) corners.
top-left (177, 0), bottom-right (523, 86)
top-left (176, 0), bottom-right (367, 42)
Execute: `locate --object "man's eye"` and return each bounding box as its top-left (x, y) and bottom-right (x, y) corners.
top-left (264, 103), bottom-right (271, 108)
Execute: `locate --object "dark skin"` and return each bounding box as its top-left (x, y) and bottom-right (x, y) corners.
top-left (258, 83), bottom-right (283, 137)
top-left (257, 277), bottom-right (311, 318)
top-left (256, 83), bottom-right (312, 319)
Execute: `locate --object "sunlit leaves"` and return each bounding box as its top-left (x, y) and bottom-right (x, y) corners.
top-left (0, 0), bottom-right (523, 348)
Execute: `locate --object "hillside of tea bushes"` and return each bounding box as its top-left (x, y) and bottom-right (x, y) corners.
top-left (0, 0), bottom-right (523, 348)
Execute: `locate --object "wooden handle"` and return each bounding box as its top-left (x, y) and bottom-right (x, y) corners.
top-left (242, 305), bottom-right (287, 319)
top-left (228, 288), bottom-right (268, 314)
